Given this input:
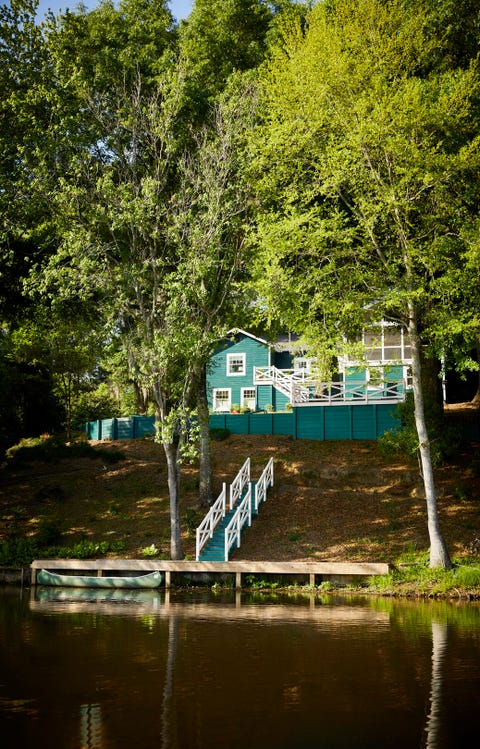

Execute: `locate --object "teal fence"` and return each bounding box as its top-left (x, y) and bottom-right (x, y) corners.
top-left (85, 403), bottom-right (401, 442)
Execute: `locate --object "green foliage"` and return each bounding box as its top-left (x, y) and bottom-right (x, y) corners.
top-left (183, 507), bottom-right (199, 537)
top-left (378, 393), bottom-right (462, 465)
top-left (141, 543), bottom-right (162, 559)
top-left (179, 0), bottom-right (273, 111)
top-left (35, 519), bottom-right (62, 547)
top-left (209, 427), bottom-right (231, 441)
top-left (5, 434), bottom-right (125, 466)
top-left (0, 536), bottom-right (126, 567)
top-left (0, 538), bottom-right (40, 567)
top-left (73, 383), bottom-right (123, 427)
top-left (367, 550), bottom-right (480, 595)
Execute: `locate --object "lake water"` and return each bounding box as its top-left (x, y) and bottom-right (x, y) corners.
top-left (1, 587), bottom-right (479, 749)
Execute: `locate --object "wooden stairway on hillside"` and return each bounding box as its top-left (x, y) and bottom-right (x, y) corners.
top-left (196, 458), bottom-right (274, 562)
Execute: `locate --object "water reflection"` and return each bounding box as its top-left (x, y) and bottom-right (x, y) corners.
top-left (80, 703), bottom-right (103, 749)
top-left (31, 586), bottom-right (391, 625)
top-left (425, 620), bottom-right (448, 749)
top-left (0, 589), bottom-right (478, 749)
top-left (162, 616), bottom-right (179, 749)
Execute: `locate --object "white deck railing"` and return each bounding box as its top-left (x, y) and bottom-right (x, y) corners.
top-left (254, 457), bottom-right (274, 513)
top-left (225, 484), bottom-right (252, 562)
top-left (196, 483), bottom-right (227, 561)
top-left (294, 379), bottom-right (406, 406)
top-left (254, 366), bottom-right (406, 406)
top-left (229, 457), bottom-right (250, 510)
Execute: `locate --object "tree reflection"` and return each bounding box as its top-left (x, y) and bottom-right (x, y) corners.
top-left (424, 620), bottom-right (448, 749)
top-left (162, 614), bottom-right (179, 749)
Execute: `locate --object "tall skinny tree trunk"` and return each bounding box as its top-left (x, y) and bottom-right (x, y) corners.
top-left (163, 440), bottom-right (184, 560)
top-left (197, 366), bottom-right (213, 507)
top-left (472, 342), bottom-right (480, 405)
top-left (408, 306), bottom-right (452, 569)
top-left (153, 384), bottom-right (184, 561)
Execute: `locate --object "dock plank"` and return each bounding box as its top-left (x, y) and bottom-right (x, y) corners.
top-left (31, 558), bottom-right (389, 587)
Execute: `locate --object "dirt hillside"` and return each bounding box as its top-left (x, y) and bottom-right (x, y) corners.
top-left (1, 427), bottom-right (479, 564)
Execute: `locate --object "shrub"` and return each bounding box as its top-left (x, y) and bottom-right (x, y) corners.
top-left (35, 519), bottom-right (62, 547)
top-left (0, 537), bottom-right (126, 566)
top-left (209, 427), bottom-right (230, 441)
top-left (378, 392), bottom-right (462, 466)
top-left (4, 434), bottom-right (124, 467)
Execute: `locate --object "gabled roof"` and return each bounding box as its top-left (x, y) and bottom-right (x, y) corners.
top-left (226, 328), bottom-right (269, 345)
top-left (227, 328), bottom-right (307, 354)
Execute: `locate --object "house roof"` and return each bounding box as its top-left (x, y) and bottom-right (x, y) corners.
top-left (226, 328), bottom-right (268, 345)
top-left (227, 328), bottom-right (307, 354)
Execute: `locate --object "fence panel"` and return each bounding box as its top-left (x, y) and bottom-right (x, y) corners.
top-left (86, 405), bottom-right (401, 443)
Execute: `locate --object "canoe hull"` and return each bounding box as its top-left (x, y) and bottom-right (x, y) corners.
top-left (37, 569), bottom-right (163, 589)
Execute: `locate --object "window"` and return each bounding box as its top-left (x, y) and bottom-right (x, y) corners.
top-left (294, 357), bottom-right (313, 371)
top-left (213, 389), bottom-right (231, 412)
top-left (364, 325), bottom-right (411, 363)
top-left (241, 388), bottom-right (256, 410)
top-left (227, 353), bottom-right (246, 376)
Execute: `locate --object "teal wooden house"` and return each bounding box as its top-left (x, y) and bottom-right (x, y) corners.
top-left (207, 329), bottom-right (309, 413)
top-left (207, 324), bottom-right (413, 413)
top-left (87, 326), bottom-right (413, 440)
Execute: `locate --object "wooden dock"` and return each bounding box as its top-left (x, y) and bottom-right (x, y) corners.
top-left (31, 558), bottom-right (390, 589)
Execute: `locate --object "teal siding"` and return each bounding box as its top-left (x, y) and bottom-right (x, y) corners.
top-left (208, 332), bottom-right (270, 410)
top-left (345, 366), bottom-right (367, 383)
top-left (85, 415), bottom-right (156, 440)
top-left (212, 412), bottom-right (295, 435)
top-left (385, 365), bottom-right (404, 380)
top-left (352, 406), bottom-right (378, 440)
top-left (86, 404), bottom-right (401, 442)
top-left (257, 385), bottom-right (275, 411)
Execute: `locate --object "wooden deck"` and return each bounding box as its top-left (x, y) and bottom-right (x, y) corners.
top-left (31, 558), bottom-right (390, 588)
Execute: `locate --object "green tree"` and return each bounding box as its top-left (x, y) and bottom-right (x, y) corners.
top-left (250, 0), bottom-right (480, 568)
top-left (40, 1), bottom-right (253, 552)
top-left (179, 0), bottom-right (273, 116)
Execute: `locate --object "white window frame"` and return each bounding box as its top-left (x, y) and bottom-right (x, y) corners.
top-left (293, 357), bottom-right (315, 372)
top-left (226, 353), bottom-right (246, 376)
top-left (241, 388), bottom-right (256, 410)
top-left (212, 388), bottom-right (231, 412)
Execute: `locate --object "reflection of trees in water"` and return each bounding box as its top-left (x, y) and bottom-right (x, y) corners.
top-left (80, 703), bottom-right (102, 749)
top-left (162, 614), bottom-right (179, 749)
top-left (424, 620), bottom-right (448, 749)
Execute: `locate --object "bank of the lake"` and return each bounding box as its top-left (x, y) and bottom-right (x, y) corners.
top-left (1, 426), bottom-right (479, 599)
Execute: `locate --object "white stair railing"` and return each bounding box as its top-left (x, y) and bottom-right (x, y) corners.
top-left (229, 457), bottom-right (250, 510)
top-left (225, 484), bottom-right (252, 561)
top-left (254, 457), bottom-right (274, 513)
top-left (254, 366), bottom-right (311, 400)
top-left (195, 483), bottom-right (227, 561)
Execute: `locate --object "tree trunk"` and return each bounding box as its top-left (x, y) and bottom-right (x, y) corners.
top-left (163, 440), bottom-right (184, 560)
top-left (408, 306), bottom-right (452, 569)
top-left (153, 385), bottom-right (184, 561)
top-left (471, 342), bottom-right (480, 405)
top-left (197, 366), bottom-right (213, 507)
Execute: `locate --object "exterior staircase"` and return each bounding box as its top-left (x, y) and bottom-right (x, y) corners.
top-left (196, 458), bottom-right (274, 562)
top-left (199, 483), bottom-right (257, 562)
top-left (253, 366), bottom-right (312, 403)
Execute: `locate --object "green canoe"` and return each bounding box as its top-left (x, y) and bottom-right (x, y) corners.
top-left (37, 568), bottom-right (163, 589)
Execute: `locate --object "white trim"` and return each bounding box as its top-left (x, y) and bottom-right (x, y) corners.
top-left (227, 352), bottom-right (246, 376)
top-left (226, 328), bottom-right (268, 345)
top-left (212, 388), bottom-right (231, 412)
top-left (241, 387), bottom-right (256, 410)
